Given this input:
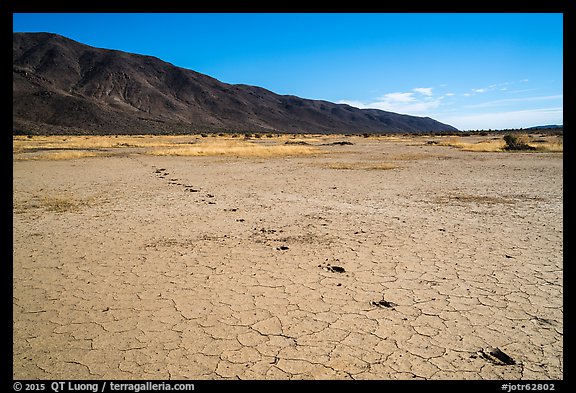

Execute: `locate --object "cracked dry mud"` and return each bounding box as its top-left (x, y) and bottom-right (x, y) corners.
top-left (13, 137), bottom-right (562, 380)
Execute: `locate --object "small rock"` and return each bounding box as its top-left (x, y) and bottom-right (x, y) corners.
top-left (478, 347), bottom-right (516, 365)
top-left (371, 298), bottom-right (397, 309)
top-left (277, 246), bottom-right (289, 251)
top-left (328, 265), bottom-right (346, 273)
top-left (489, 347), bottom-right (516, 365)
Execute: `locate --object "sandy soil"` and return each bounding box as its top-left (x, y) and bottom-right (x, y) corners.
top-left (13, 135), bottom-right (563, 380)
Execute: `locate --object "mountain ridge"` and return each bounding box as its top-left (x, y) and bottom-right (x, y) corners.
top-left (13, 32), bottom-right (459, 135)
top-left (525, 124), bottom-right (563, 130)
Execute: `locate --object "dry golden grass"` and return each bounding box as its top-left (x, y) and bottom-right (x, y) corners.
top-left (13, 193), bottom-right (94, 214)
top-left (13, 135), bottom-right (194, 151)
top-left (533, 143), bottom-right (563, 152)
top-left (372, 135), bottom-right (416, 143)
top-left (39, 195), bottom-right (87, 212)
top-left (18, 150), bottom-right (111, 160)
top-left (437, 137), bottom-right (505, 152)
top-left (436, 134), bottom-right (563, 153)
top-left (13, 135), bottom-right (321, 159)
top-left (276, 134), bottom-right (324, 144)
top-left (147, 139), bottom-right (320, 157)
top-left (13, 135), bottom-right (175, 160)
top-left (13, 133), bottom-right (562, 162)
top-left (528, 135), bottom-right (563, 152)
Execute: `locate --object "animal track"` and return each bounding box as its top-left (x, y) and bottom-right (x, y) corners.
top-left (152, 166), bottom-right (216, 202)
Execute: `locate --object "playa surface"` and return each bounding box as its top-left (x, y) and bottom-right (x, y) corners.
top-left (13, 134), bottom-right (563, 380)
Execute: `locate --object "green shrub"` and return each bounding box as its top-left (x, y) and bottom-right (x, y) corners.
top-left (503, 134), bottom-right (535, 151)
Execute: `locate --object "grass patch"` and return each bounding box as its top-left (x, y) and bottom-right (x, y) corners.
top-left (437, 137), bottom-right (505, 152)
top-left (146, 140), bottom-right (320, 157)
top-left (13, 135), bottom-right (321, 159)
top-left (278, 135), bottom-right (324, 144)
top-left (15, 150), bottom-right (110, 160)
top-left (13, 135), bottom-right (192, 151)
top-left (529, 135), bottom-right (563, 152)
top-left (39, 195), bottom-right (86, 212)
top-left (14, 193), bottom-right (94, 214)
top-left (435, 134), bottom-right (562, 153)
top-left (533, 142), bottom-right (563, 152)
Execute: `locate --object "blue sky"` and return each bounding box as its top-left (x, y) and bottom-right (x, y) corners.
top-left (13, 13), bottom-right (563, 130)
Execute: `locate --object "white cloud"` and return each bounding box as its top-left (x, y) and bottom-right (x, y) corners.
top-left (379, 92), bottom-right (416, 103)
top-left (376, 100), bottom-right (441, 113)
top-left (489, 82), bottom-right (510, 89)
top-left (338, 87), bottom-right (444, 115)
top-left (469, 81), bottom-right (521, 95)
top-left (436, 107), bottom-right (563, 130)
top-left (339, 89), bottom-right (442, 114)
top-left (464, 95), bottom-right (563, 109)
top-left (413, 87), bottom-right (433, 96)
top-left (337, 81), bottom-right (562, 130)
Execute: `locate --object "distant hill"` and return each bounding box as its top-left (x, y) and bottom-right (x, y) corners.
top-left (13, 32), bottom-right (459, 135)
top-left (525, 125), bottom-right (563, 130)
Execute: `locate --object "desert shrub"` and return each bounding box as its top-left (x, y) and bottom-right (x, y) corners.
top-left (503, 134), bottom-right (535, 151)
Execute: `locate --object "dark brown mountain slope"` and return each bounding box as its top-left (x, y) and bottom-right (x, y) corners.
top-left (13, 32), bottom-right (459, 135)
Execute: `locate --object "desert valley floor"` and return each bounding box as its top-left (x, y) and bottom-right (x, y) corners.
top-left (13, 134), bottom-right (563, 380)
